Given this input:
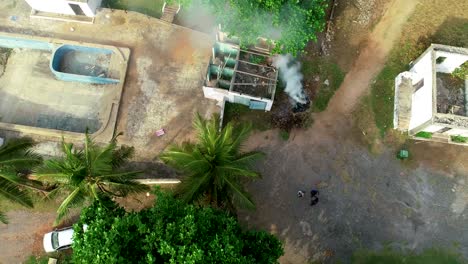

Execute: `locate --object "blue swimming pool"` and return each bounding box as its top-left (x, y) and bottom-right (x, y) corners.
top-left (0, 35), bottom-right (120, 84)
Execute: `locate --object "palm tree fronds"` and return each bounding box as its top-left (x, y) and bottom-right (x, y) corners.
top-left (0, 178), bottom-right (34, 208)
top-left (100, 180), bottom-right (149, 197)
top-left (55, 187), bottom-right (85, 225)
top-left (224, 177), bottom-right (255, 210)
top-left (176, 172), bottom-right (211, 204)
top-left (0, 211), bottom-right (8, 224)
top-left (111, 145), bottom-right (134, 169)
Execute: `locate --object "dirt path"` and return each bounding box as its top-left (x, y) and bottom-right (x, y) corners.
top-left (0, 211), bottom-right (56, 264)
top-left (314, 0), bottom-right (417, 124)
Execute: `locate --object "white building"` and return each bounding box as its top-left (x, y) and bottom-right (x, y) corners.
top-left (394, 44), bottom-right (468, 143)
top-left (202, 34), bottom-right (278, 112)
top-left (25, 0), bottom-right (102, 18)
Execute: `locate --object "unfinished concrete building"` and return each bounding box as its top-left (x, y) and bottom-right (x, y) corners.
top-left (202, 34), bottom-right (278, 112)
top-left (394, 44), bottom-right (468, 143)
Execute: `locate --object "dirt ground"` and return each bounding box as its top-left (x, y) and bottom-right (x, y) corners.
top-left (240, 0), bottom-right (468, 263)
top-left (1, 0), bottom-right (468, 263)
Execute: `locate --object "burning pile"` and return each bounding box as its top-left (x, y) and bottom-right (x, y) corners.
top-left (273, 54), bottom-right (310, 112)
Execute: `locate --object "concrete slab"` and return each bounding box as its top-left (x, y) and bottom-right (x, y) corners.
top-left (0, 1), bottom-right (218, 161)
top-left (0, 49), bottom-right (107, 133)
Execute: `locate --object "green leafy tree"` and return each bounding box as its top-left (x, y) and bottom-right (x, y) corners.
top-left (160, 113), bottom-right (263, 211)
top-left (37, 132), bottom-right (149, 225)
top-left (72, 189), bottom-right (283, 263)
top-left (0, 138), bottom-right (42, 224)
top-left (202, 0), bottom-right (328, 55)
top-left (352, 247), bottom-right (466, 264)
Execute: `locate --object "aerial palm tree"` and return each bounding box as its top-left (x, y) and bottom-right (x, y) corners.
top-left (160, 113), bottom-right (264, 211)
top-left (37, 132), bottom-right (149, 225)
top-left (0, 138), bottom-right (42, 224)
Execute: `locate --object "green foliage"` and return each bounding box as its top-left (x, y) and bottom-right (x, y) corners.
top-left (0, 210), bottom-right (8, 224)
top-left (279, 130), bottom-right (289, 141)
top-left (0, 138), bottom-right (42, 212)
top-left (203, 0), bottom-right (328, 55)
top-left (351, 247), bottom-right (466, 264)
top-left (451, 135), bottom-right (468, 143)
top-left (72, 189), bottom-right (284, 263)
top-left (415, 131), bottom-right (433, 139)
top-left (36, 132), bottom-right (149, 225)
top-left (101, 0), bottom-right (164, 18)
top-left (249, 54), bottom-right (266, 64)
top-left (452, 62), bottom-right (468, 80)
top-left (161, 114), bottom-right (264, 211)
top-left (302, 58), bottom-right (345, 112)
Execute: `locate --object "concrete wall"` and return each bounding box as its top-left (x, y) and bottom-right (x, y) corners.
top-left (24, 0), bottom-right (101, 17)
top-left (202, 86), bottom-right (273, 111)
top-left (422, 124), bottom-right (445, 133)
top-left (76, 0), bottom-right (102, 17)
top-left (406, 50), bottom-right (434, 130)
top-left (435, 50), bottom-right (468, 73)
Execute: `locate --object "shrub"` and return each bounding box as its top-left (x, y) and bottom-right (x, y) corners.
top-left (451, 135), bottom-right (468, 143)
top-left (414, 131), bottom-right (433, 138)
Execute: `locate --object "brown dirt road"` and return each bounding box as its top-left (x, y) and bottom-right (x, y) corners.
top-left (307, 0), bottom-right (418, 132)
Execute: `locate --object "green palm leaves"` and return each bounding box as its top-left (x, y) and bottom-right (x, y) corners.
top-left (161, 114), bottom-right (263, 211)
top-left (0, 138), bottom-right (42, 224)
top-left (37, 132), bottom-right (149, 225)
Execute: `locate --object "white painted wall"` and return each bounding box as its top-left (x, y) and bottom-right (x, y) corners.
top-left (202, 86), bottom-right (273, 111)
top-left (25, 0), bottom-right (101, 17)
top-left (405, 50), bottom-right (434, 130)
top-left (445, 128), bottom-right (468, 137)
top-left (25, 0), bottom-right (75, 15)
top-left (423, 124), bottom-right (445, 133)
top-left (203, 86), bottom-right (229, 103)
top-left (76, 0), bottom-right (101, 17)
top-left (435, 50), bottom-right (468, 73)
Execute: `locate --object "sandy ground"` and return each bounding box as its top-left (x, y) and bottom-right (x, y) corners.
top-left (0, 211), bottom-right (56, 263)
top-left (240, 0), bottom-right (468, 263)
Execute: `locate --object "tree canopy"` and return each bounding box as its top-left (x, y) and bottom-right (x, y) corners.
top-left (72, 189), bottom-right (283, 263)
top-left (0, 138), bottom-right (42, 224)
top-left (37, 132), bottom-right (148, 225)
top-left (160, 114), bottom-right (263, 211)
top-left (202, 0), bottom-right (328, 55)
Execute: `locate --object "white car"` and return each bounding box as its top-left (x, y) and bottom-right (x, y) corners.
top-left (43, 224), bottom-right (87, 252)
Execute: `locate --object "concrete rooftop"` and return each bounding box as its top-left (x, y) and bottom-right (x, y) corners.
top-left (0, 1), bottom-right (218, 162)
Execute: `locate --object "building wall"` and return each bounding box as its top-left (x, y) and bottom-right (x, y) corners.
top-left (445, 128), bottom-right (468, 137)
top-left (25, 0), bottom-right (76, 15)
top-left (25, 0), bottom-right (101, 17)
top-left (76, 0), bottom-right (102, 17)
top-left (422, 124), bottom-right (445, 133)
top-left (407, 51), bottom-right (434, 131)
top-left (435, 50), bottom-right (468, 73)
top-left (202, 86), bottom-right (273, 111)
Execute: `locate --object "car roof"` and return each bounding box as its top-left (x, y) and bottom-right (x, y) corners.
top-left (58, 228), bottom-right (74, 247)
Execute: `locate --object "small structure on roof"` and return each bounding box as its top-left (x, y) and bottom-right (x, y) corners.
top-left (202, 32), bottom-right (278, 112)
top-left (394, 44), bottom-right (468, 144)
top-left (25, 0), bottom-right (101, 21)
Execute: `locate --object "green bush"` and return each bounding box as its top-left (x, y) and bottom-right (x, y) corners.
top-left (452, 62), bottom-right (468, 80)
top-left (415, 131), bottom-right (433, 139)
top-left (72, 189), bottom-right (284, 263)
top-left (351, 247), bottom-right (466, 264)
top-left (279, 130), bottom-right (290, 141)
top-left (451, 135), bottom-right (468, 143)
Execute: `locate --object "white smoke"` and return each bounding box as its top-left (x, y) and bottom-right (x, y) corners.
top-left (273, 54), bottom-right (308, 104)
